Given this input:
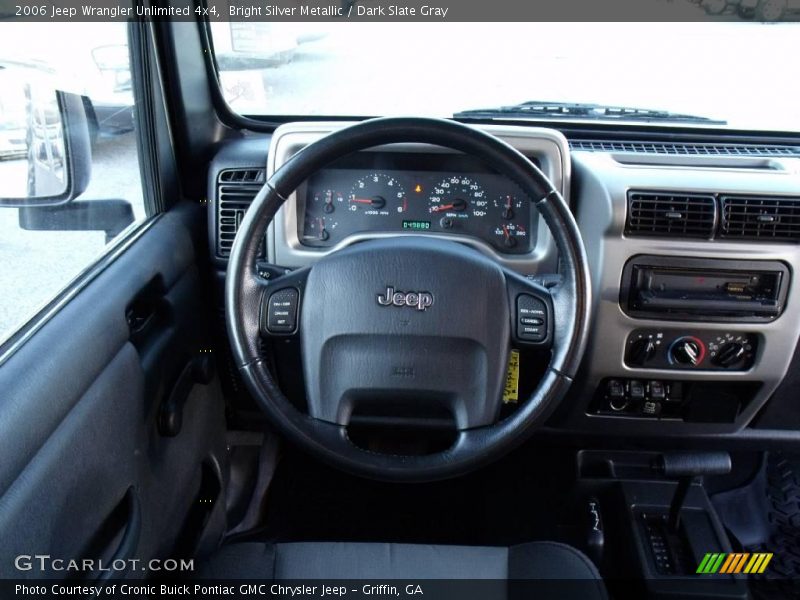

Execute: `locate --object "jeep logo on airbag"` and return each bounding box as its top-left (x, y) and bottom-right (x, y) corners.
top-left (376, 287), bottom-right (433, 311)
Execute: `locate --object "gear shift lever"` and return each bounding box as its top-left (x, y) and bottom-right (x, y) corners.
top-left (653, 451), bottom-right (731, 532)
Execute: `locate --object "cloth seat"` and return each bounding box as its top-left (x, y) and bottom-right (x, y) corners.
top-left (199, 540), bottom-right (607, 599)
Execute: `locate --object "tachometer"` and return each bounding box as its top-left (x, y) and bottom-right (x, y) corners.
top-left (349, 173), bottom-right (407, 215)
top-left (428, 176), bottom-right (488, 228)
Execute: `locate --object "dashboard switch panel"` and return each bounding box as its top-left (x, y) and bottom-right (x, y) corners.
top-left (595, 378), bottom-right (684, 418)
top-left (625, 329), bottom-right (757, 371)
top-left (591, 378), bottom-right (761, 423)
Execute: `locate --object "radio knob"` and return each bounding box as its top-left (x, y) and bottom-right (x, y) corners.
top-left (627, 338), bottom-right (656, 366)
top-left (713, 342), bottom-right (746, 368)
top-left (669, 337), bottom-right (706, 367)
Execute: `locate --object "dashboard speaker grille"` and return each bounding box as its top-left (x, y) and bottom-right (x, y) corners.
top-left (626, 191), bottom-right (716, 239)
top-left (720, 195), bottom-right (800, 241)
top-left (216, 168), bottom-right (266, 257)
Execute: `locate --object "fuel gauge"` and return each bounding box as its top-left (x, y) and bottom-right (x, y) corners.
top-left (303, 216), bottom-right (338, 243)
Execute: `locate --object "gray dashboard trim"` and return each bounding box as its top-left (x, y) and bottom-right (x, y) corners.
top-left (569, 151), bottom-right (800, 434)
top-left (265, 122), bottom-right (570, 275)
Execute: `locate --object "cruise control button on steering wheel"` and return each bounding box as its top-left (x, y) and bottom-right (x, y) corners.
top-left (263, 288), bottom-right (299, 334)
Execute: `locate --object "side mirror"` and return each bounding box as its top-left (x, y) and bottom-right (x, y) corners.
top-left (0, 79), bottom-right (92, 207)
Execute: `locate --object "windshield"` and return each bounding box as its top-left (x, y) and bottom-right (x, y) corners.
top-left (210, 22), bottom-right (800, 132)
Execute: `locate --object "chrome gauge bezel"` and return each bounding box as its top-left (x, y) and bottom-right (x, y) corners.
top-left (266, 123), bottom-right (571, 274)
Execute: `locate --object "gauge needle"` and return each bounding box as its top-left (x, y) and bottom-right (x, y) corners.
top-left (351, 198), bottom-right (374, 204)
top-left (502, 196), bottom-right (515, 220)
top-left (502, 224), bottom-right (510, 239)
top-left (432, 199), bottom-right (466, 213)
top-left (432, 203), bottom-right (462, 213)
top-left (317, 218), bottom-right (329, 241)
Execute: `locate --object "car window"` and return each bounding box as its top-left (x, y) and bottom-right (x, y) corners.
top-left (0, 22), bottom-right (147, 346)
top-left (209, 22), bottom-right (800, 133)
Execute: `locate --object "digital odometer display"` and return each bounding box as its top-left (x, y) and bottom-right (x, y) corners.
top-left (402, 220), bottom-right (431, 230)
top-left (300, 152), bottom-right (538, 255)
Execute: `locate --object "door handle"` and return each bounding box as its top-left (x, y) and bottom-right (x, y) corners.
top-left (88, 487), bottom-right (141, 583)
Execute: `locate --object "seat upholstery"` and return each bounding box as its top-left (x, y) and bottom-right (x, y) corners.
top-left (200, 541), bottom-right (607, 599)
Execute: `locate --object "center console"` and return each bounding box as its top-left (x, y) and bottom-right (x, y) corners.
top-left (567, 150), bottom-right (800, 434)
top-left (577, 450), bottom-right (749, 600)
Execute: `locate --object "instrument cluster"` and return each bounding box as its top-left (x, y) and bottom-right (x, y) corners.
top-left (298, 153), bottom-right (537, 255)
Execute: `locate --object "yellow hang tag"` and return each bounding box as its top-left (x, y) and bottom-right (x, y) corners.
top-left (503, 349), bottom-right (520, 404)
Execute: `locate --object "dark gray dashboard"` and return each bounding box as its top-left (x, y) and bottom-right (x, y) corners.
top-left (208, 122), bottom-right (800, 440)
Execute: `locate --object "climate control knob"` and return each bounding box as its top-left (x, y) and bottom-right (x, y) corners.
top-left (668, 336), bottom-right (706, 367)
top-left (627, 338), bottom-right (657, 366)
top-left (712, 342), bottom-right (746, 368)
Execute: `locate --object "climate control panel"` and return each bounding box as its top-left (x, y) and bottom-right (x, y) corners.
top-left (625, 329), bottom-right (757, 371)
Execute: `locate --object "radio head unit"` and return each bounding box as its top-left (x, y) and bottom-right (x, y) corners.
top-left (621, 256), bottom-right (790, 322)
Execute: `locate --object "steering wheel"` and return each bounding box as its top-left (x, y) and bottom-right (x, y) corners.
top-left (226, 117), bottom-right (591, 482)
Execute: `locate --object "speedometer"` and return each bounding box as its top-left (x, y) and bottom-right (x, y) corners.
top-left (427, 176), bottom-right (489, 228)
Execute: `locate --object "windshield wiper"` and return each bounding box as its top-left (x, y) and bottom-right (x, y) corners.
top-left (454, 101), bottom-right (726, 125)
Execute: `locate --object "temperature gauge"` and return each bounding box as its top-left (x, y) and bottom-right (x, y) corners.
top-left (493, 223), bottom-right (528, 249)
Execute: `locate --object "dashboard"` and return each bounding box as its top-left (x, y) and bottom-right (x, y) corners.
top-left (210, 120), bottom-right (800, 439)
top-left (298, 153), bottom-right (536, 255)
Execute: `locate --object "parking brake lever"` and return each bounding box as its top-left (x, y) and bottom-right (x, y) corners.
top-left (653, 451), bottom-right (731, 532)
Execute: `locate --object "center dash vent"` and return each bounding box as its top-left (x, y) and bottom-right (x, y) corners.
top-left (626, 191), bottom-right (716, 239)
top-left (720, 195), bottom-right (800, 241)
top-left (217, 168), bottom-right (266, 258)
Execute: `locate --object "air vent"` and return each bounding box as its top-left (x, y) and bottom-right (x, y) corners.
top-left (219, 169), bottom-right (265, 184)
top-left (720, 196), bottom-right (800, 241)
top-left (626, 192), bottom-right (716, 239)
top-left (570, 140), bottom-right (800, 158)
top-left (217, 168), bottom-right (266, 257)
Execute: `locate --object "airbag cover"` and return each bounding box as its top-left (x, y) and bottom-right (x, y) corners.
top-left (300, 237), bottom-right (510, 429)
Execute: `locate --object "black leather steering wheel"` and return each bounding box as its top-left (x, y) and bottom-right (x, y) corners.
top-left (226, 117), bottom-right (591, 482)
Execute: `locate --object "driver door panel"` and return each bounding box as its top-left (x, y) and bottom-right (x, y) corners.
top-left (0, 205), bottom-right (227, 578)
